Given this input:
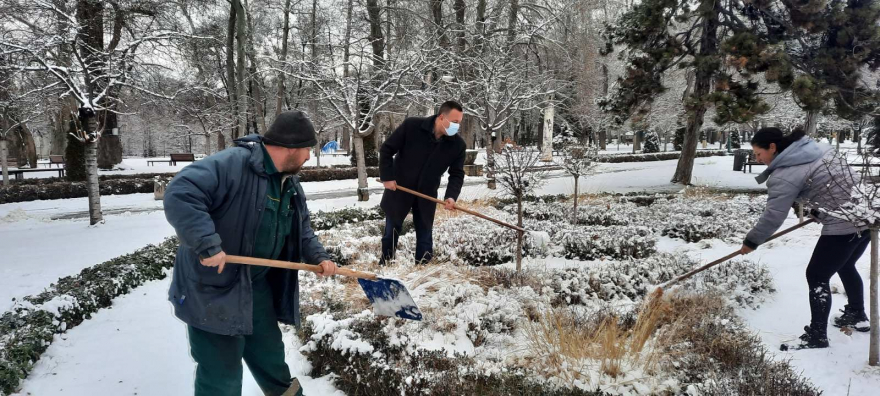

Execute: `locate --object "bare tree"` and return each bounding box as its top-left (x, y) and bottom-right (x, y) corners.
top-left (488, 144), bottom-right (548, 274)
top-left (283, 37), bottom-right (430, 200)
top-left (556, 145), bottom-right (598, 223)
top-left (0, 1), bottom-right (188, 224)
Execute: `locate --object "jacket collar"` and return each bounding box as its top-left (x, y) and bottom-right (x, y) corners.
top-left (234, 134), bottom-right (270, 177)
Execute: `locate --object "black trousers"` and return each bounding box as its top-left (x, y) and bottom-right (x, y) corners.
top-left (806, 232), bottom-right (870, 333)
top-left (380, 204), bottom-right (434, 264)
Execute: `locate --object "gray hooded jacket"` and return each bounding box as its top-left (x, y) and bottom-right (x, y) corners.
top-left (744, 137), bottom-right (864, 249)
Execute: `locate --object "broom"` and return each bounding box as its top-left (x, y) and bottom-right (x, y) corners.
top-left (650, 218), bottom-right (817, 299)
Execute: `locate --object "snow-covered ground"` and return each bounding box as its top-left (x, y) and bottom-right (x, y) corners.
top-left (662, 221), bottom-right (880, 395)
top-left (5, 152), bottom-right (879, 395)
top-left (0, 155), bottom-right (763, 313)
top-left (11, 276), bottom-right (343, 396)
top-left (0, 211), bottom-right (173, 313)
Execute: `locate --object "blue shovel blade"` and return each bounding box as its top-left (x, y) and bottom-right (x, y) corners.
top-left (357, 278), bottom-right (423, 321)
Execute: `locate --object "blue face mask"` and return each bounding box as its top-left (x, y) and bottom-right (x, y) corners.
top-left (446, 122), bottom-right (460, 136)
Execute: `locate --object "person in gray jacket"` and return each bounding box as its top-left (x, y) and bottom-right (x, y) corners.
top-left (741, 127), bottom-right (869, 350)
top-left (164, 111), bottom-right (337, 395)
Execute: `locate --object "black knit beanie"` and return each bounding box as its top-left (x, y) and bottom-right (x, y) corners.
top-left (263, 110), bottom-right (318, 148)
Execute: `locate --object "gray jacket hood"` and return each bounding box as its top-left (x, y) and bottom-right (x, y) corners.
top-left (755, 137), bottom-right (831, 184)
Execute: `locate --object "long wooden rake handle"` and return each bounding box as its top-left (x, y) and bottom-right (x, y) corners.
top-left (226, 255), bottom-right (378, 280)
top-left (386, 183), bottom-right (527, 233)
top-left (664, 218), bottom-right (817, 287)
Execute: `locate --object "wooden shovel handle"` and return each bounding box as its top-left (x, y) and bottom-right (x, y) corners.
top-left (226, 255), bottom-right (377, 280)
top-left (667, 218), bottom-right (817, 286)
top-left (387, 183), bottom-right (527, 233)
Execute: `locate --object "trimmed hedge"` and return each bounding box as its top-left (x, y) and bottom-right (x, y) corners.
top-left (597, 150), bottom-right (726, 163)
top-left (0, 167), bottom-right (380, 204)
top-left (0, 177), bottom-right (169, 204)
top-left (0, 238), bottom-right (178, 395)
top-left (300, 317), bottom-right (609, 396)
top-left (560, 226), bottom-right (656, 260)
top-left (310, 207), bottom-right (385, 231)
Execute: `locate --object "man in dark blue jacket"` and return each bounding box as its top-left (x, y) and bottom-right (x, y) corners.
top-left (164, 110), bottom-right (337, 396)
top-left (379, 101), bottom-right (466, 264)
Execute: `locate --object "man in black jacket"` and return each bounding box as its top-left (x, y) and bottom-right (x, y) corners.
top-left (379, 101), bottom-right (466, 264)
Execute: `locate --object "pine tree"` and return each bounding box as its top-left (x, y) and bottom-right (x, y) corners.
top-left (746, 1), bottom-right (880, 133)
top-left (643, 130), bottom-right (661, 153)
top-left (674, 125), bottom-right (685, 151)
top-left (729, 129), bottom-right (741, 149)
top-left (603, 0), bottom-right (773, 185)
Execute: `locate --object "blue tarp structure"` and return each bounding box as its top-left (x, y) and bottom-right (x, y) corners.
top-left (321, 141), bottom-right (340, 153)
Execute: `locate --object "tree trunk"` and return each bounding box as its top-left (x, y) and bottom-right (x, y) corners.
top-left (276, 0), bottom-right (292, 117)
top-left (506, 0), bottom-right (519, 47)
top-left (365, 0), bottom-right (386, 67)
top-left (804, 110), bottom-right (820, 136)
top-left (18, 123), bottom-right (38, 168)
top-left (516, 195), bottom-right (523, 274)
top-left (85, 140), bottom-right (103, 225)
top-left (475, 0), bottom-right (487, 51)
top-left (572, 176), bottom-right (579, 224)
top-left (233, 0), bottom-right (248, 139)
top-left (341, 0), bottom-right (354, 152)
top-left (52, 98), bottom-right (76, 155)
top-left (486, 124), bottom-right (496, 189)
top-left (423, 72), bottom-right (435, 116)
top-left (542, 97), bottom-right (554, 162)
top-left (217, 132), bottom-right (226, 152)
top-left (633, 131), bottom-right (642, 152)
top-left (1, 137), bottom-right (9, 186)
top-left (353, 134), bottom-right (369, 201)
top-left (97, 111), bottom-right (121, 168)
top-left (857, 128), bottom-right (863, 154)
top-left (870, 228), bottom-right (879, 366)
top-left (454, 0), bottom-right (466, 52)
top-left (308, 0), bottom-right (319, 149)
top-left (431, 0), bottom-right (449, 49)
top-left (600, 64), bottom-right (609, 151)
top-left (249, 67), bottom-right (267, 134)
top-left (664, 130), bottom-right (670, 151)
top-left (671, 0), bottom-right (718, 185)
top-left (226, 3), bottom-right (239, 141)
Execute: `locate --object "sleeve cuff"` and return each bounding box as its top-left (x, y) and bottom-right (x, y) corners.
top-left (199, 244), bottom-right (222, 260)
top-left (743, 239), bottom-right (759, 250)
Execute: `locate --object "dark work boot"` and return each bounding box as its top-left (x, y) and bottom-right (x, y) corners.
top-left (794, 325), bottom-right (829, 350)
top-left (282, 378), bottom-right (303, 396)
top-left (833, 304), bottom-right (870, 332)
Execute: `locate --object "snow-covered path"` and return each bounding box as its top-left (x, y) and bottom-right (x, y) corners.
top-left (663, 218), bottom-right (880, 395)
top-left (11, 276), bottom-right (343, 396)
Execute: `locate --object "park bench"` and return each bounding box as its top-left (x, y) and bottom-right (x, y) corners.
top-left (6, 167), bottom-right (65, 180)
top-left (48, 155), bottom-right (65, 168)
top-left (148, 153), bottom-right (197, 166)
top-left (2, 157), bottom-right (18, 168)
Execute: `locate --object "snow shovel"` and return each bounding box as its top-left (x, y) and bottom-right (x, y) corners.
top-left (655, 218), bottom-right (817, 293)
top-left (226, 255), bottom-right (423, 321)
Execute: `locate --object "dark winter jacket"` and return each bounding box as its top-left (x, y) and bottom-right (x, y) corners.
top-left (163, 134), bottom-right (330, 336)
top-left (745, 137), bottom-right (865, 249)
top-left (379, 115), bottom-right (466, 229)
